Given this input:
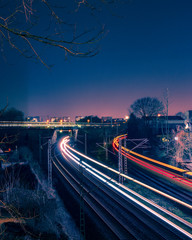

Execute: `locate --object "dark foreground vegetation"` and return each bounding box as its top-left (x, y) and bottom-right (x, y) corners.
top-left (0, 163), bottom-right (69, 240)
top-left (0, 127), bottom-right (71, 239)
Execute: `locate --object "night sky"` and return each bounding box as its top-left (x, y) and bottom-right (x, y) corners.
top-left (1, 0), bottom-right (192, 120)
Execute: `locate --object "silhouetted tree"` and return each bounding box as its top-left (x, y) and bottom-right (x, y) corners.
top-left (0, 108), bottom-right (24, 121)
top-left (127, 113), bottom-right (139, 138)
top-left (130, 97), bottom-right (164, 119)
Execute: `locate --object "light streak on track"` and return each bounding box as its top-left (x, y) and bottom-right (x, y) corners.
top-left (81, 161), bottom-right (192, 228)
top-left (57, 136), bottom-right (192, 239)
top-left (61, 137), bottom-right (192, 209)
top-left (113, 135), bottom-right (192, 192)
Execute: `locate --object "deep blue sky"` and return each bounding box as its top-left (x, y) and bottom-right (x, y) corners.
top-left (1, 0), bottom-right (192, 120)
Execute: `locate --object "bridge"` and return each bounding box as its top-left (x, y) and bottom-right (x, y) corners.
top-left (51, 135), bottom-right (192, 240)
top-left (0, 121), bottom-right (114, 129)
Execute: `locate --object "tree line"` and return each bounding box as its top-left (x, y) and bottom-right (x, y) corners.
top-left (0, 107), bottom-right (24, 121)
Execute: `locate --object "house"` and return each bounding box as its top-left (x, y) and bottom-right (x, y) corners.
top-left (101, 117), bottom-right (112, 124)
top-left (63, 116), bottom-right (71, 122)
top-left (26, 116), bottom-right (41, 122)
top-left (148, 116), bottom-right (185, 135)
top-left (185, 110), bottom-right (192, 122)
top-left (75, 116), bottom-right (84, 122)
top-left (112, 118), bottom-right (125, 124)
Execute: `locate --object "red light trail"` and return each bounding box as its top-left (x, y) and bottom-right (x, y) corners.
top-left (113, 135), bottom-right (192, 192)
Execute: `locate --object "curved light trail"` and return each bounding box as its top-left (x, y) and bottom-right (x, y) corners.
top-left (63, 138), bottom-right (192, 209)
top-left (113, 135), bottom-right (192, 192)
top-left (57, 136), bottom-right (192, 239)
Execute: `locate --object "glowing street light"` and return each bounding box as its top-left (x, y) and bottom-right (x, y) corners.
top-left (125, 115), bottom-right (129, 121)
top-left (185, 122), bottom-right (191, 131)
top-left (174, 136), bottom-right (179, 141)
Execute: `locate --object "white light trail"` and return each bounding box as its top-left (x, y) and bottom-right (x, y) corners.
top-left (60, 137), bottom-right (192, 210)
top-left (85, 167), bottom-right (192, 239)
top-left (58, 136), bottom-right (192, 238)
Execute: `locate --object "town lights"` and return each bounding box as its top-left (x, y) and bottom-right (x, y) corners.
top-left (174, 136), bottom-right (179, 141)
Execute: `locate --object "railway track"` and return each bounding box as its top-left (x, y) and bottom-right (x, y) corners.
top-left (51, 137), bottom-right (192, 240)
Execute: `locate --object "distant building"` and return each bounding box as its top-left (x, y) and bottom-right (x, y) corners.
top-left (185, 110), bottom-right (192, 122)
top-left (113, 118), bottom-right (125, 124)
top-left (63, 116), bottom-right (71, 122)
top-left (75, 116), bottom-right (84, 122)
top-left (50, 117), bottom-right (59, 122)
top-left (49, 117), bottom-right (68, 122)
top-left (148, 116), bottom-right (185, 134)
top-left (26, 116), bottom-right (41, 122)
top-left (101, 117), bottom-right (112, 124)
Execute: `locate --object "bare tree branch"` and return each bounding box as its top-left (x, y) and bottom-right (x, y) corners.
top-left (0, 0), bottom-right (117, 65)
top-left (0, 98), bottom-right (8, 118)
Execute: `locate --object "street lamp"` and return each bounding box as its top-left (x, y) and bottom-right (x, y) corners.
top-left (175, 136), bottom-right (179, 141)
top-left (125, 115), bottom-right (129, 121)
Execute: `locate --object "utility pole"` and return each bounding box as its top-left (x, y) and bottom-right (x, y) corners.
top-left (116, 124), bottom-right (119, 135)
top-left (48, 130), bottom-right (58, 190)
top-left (104, 132), bottom-right (108, 161)
top-left (79, 155), bottom-right (86, 239)
top-left (80, 189), bottom-right (86, 239)
top-left (74, 129), bottom-right (78, 142)
top-left (48, 139), bottom-right (52, 190)
top-left (85, 133), bottom-right (87, 155)
top-left (52, 130), bottom-right (58, 144)
top-left (124, 136), bottom-right (127, 176)
top-left (105, 137), bottom-right (108, 161)
top-left (164, 88), bottom-right (169, 155)
top-left (166, 88), bottom-right (169, 155)
top-left (39, 134), bottom-right (42, 164)
top-left (118, 138), bottom-right (123, 184)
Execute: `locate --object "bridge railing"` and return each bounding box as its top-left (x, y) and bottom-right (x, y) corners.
top-left (0, 121), bottom-right (114, 128)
